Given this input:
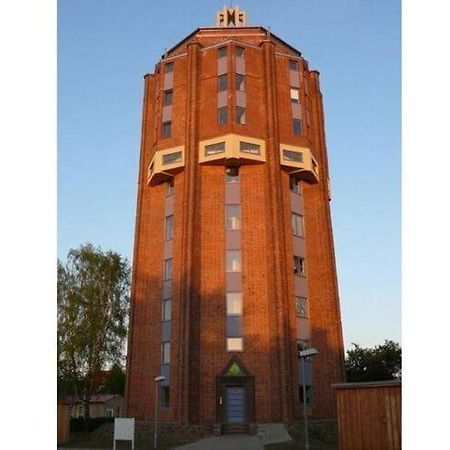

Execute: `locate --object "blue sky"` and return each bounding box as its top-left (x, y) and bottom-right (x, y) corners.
top-left (58, 0), bottom-right (401, 350)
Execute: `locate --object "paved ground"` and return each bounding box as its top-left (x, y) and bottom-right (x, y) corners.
top-left (173, 434), bottom-right (264, 450)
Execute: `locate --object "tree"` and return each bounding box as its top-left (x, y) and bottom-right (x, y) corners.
top-left (57, 244), bottom-right (130, 427)
top-left (345, 340), bottom-right (401, 382)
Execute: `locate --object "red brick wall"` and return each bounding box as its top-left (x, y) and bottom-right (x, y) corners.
top-left (126, 27), bottom-right (345, 424)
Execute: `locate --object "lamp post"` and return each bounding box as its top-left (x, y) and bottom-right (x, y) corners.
top-left (154, 376), bottom-right (166, 449)
top-left (298, 348), bottom-right (319, 450)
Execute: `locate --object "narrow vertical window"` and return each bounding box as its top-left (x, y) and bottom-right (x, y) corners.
top-left (293, 118), bottom-right (302, 135)
top-left (291, 213), bottom-right (304, 237)
top-left (163, 90), bottom-right (173, 106)
top-left (166, 182), bottom-right (174, 197)
top-left (290, 88), bottom-right (300, 104)
top-left (294, 256), bottom-right (306, 276)
top-left (218, 74), bottom-right (228, 92)
top-left (235, 73), bottom-right (245, 91)
top-left (161, 342), bottom-right (170, 363)
top-left (295, 297), bottom-right (309, 318)
top-left (161, 386), bottom-right (170, 407)
top-left (236, 106), bottom-right (246, 125)
top-left (218, 107), bottom-right (228, 125)
top-left (236, 46), bottom-right (245, 58)
top-left (218, 47), bottom-right (227, 58)
top-left (226, 250), bottom-right (242, 272)
top-left (289, 60), bottom-right (298, 71)
top-left (162, 299), bottom-right (172, 321)
top-left (165, 215), bottom-right (174, 241)
top-left (164, 62), bottom-right (174, 73)
top-left (164, 258), bottom-right (173, 280)
top-left (225, 205), bottom-right (241, 230)
top-left (162, 121), bottom-right (172, 138)
top-left (290, 176), bottom-right (300, 193)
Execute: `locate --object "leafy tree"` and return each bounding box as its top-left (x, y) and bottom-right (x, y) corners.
top-left (345, 340), bottom-right (401, 382)
top-left (57, 244), bottom-right (130, 427)
top-left (103, 364), bottom-right (126, 395)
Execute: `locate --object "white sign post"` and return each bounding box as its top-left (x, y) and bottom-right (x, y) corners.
top-left (113, 418), bottom-right (135, 450)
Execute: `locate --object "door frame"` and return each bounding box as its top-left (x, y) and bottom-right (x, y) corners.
top-left (215, 357), bottom-right (255, 424)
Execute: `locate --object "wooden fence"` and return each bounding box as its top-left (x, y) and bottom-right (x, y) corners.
top-left (57, 403), bottom-right (71, 445)
top-left (333, 381), bottom-right (401, 450)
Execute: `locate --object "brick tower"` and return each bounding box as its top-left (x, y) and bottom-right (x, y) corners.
top-left (125, 7), bottom-right (345, 430)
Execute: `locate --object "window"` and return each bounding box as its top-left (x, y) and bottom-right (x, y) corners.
top-left (291, 213), bottom-right (304, 237)
top-left (290, 176), bottom-right (300, 193)
top-left (165, 215), bottom-right (174, 241)
top-left (218, 107), bottom-right (228, 125)
top-left (290, 88), bottom-right (300, 103)
top-left (299, 385), bottom-right (313, 406)
top-left (227, 337), bottom-right (243, 352)
top-left (163, 90), bottom-right (173, 106)
top-left (236, 46), bottom-right (245, 58)
top-left (226, 292), bottom-right (243, 315)
top-left (218, 47), bottom-right (227, 58)
top-left (225, 204), bottom-right (241, 230)
top-left (161, 342), bottom-right (170, 363)
top-left (283, 149), bottom-right (303, 163)
top-left (239, 141), bottom-right (260, 155)
top-left (164, 62), bottom-right (174, 73)
top-left (289, 60), bottom-right (298, 71)
top-left (162, 299), bottom-right (172, 321)
top-left (164, 258), bottom-right (173, 280)
top-left (205, 142), bottom-right (225, 156)
top-left (236, 106), bottom-right (246, 125)
top-left (225, 167), bottom-right (239, 183)
top-left (105, 408), bottom-right (114, 418)
top-left (294, 256), bottom-right (306, 276)
top-left (161, 386), bottom-right (170, 408)
top-left (295, 297), bottom-right (308, 318)
top-left (226, 250), bottom-right (242, 272)
top-left (162, 121), bottom-right (171, 138)
top-left (218, 74), bottom-right (228, 92)
top-left (166, 182), bottom-right (174, 197)
top-left (293, 119), bottom-right (302, 135)
top-left (162, 151), bottom-right (182, 165)
top-left (235, 73), bottom-right (245, 91)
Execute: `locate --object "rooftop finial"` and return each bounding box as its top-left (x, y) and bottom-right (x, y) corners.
top-left (216, 6), bottom-right (247, 27)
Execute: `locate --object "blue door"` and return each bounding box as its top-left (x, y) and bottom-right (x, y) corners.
top-left (226, 386), bottom-right (246, 423)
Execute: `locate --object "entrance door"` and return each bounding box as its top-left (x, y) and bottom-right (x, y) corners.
top-left (225, 386), bottom-right (246, 424)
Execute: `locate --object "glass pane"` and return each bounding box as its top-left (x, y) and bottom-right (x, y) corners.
top-left (289, 60), bottom-right (298, 71)
top-left (162, 299), bottom-right (172, 321)
top-left (162, 121), bottom-right (171, 138)
top-left (205, 141), bottom-right (225, 156)
top-left (162, 342), bottom-right (170, 363)
top-left (164, 259), bottom-right (173, 280)
top-left (283, 149), bottom-right (303, 162)
top-left (165, 215), bottom-right (174, 240)
top-left (290, 88), bottom-right (299, 102)
top-left (293, 119), bottom-right (302, 135)
top-left (294, 256), bottom-right (305, 276)
top-left (218, 74), bottom-right (228, 92)
top-left (226, 250), bottom-right (242, 272)
top-left (164, 90), bottom-right (173, 106)
top-left (162, 151), bottom-right (182, 165)
top-left (239, 141), bottom-right (260, 155)
top-left (291, 213), bottom-right (303, 236)
top-left (227, 337), bottom-right (243, 352)
top-left (164, 63), bottom-right (173, 73)
top-left (166, 182), bottom-right (174, 196)
top-left (295, 297), bottom-right (308, 318)
top-left (235, 74), bottom-right (245, 91)
top-left (236, 106), bottom-right (246, 125)
top-left (236, 47), bottom-right (244, 58)
top-left (218, 107), bottom-right (228, 125)
top-left (227, 316), bottom-right (243, 337)
top-left (225, 205), bottom-right (241, 230)
top-left (226, 292), bottom-right (243, 315)
top-left (290, 177), bottom-right (300, 193)
top-left (218, 47), bottom-right (227, 58)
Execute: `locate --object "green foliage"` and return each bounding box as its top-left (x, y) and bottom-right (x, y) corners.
top-left (57, 243), bottom-right (130, 421)
top-left (103, 364), bottom-right (126, 395)
top-left (345, 340), bottom-right (401, 382)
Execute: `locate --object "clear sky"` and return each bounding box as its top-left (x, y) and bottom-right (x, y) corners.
top-left (58, 0), bottom-right (401, 351)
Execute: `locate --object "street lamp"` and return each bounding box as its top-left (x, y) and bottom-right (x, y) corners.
top-left (154, 375), bottom-right (166, 449)
top-left (298, 348), bottom-right (319, 450)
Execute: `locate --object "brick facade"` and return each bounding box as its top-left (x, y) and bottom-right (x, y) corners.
top-left (125, 22), bottom-right (345, 426)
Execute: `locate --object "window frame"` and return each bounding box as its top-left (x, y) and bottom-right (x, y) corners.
top-left (163, 89), bottom-right (173, 106)
top-left (293, 118), bottom-right (302, 136)
top-left (165, 215), bottom-right (174, 241)
top-left (162, 299), bottom-right (172, 321)
top-left (235, 73), bottom-right (245, 92)
top-left (226, 250), bottom-right (242, 272)
top-left (218, 74), bottom-right (228, 92)
top-left (291, 212), bottom-right (304, 237)
top-left (294, 256), bottom-right (306, 277)
top-left (162, 121), bottom-right (172, 138)
top-left (161, 341), bottom-right (171, 364)
top-left (236, 106), bottom-right (246, 125)
top-left (164, 258), bottom-right (173, 280)
top-left (162, 151), bottom-right (182, 165)
top-left (218, 106), bottom-right (228, 126)
top-left (218, 46), bottom-right (227, 58)
top-left (225, 204), bottom-right (241, 230)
